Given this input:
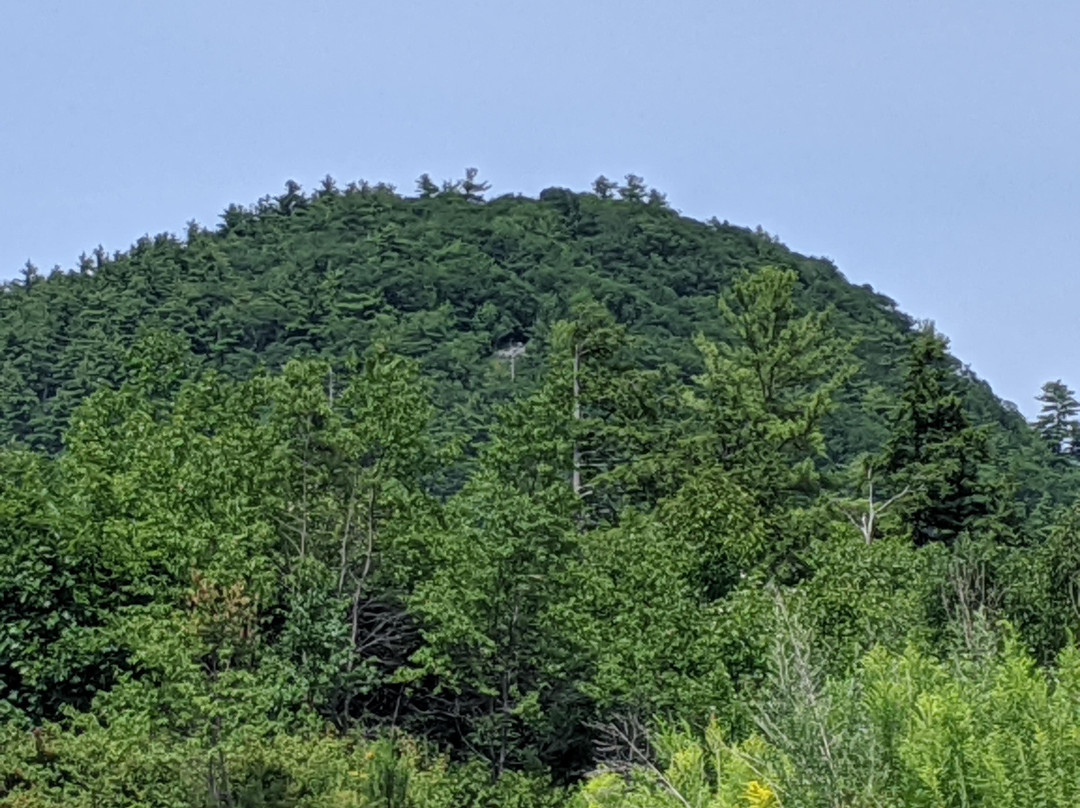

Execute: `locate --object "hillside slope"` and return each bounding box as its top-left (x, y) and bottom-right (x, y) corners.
top-left (1, 175), bottom-right (1022, 459)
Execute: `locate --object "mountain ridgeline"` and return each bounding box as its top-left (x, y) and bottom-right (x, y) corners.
top-left (4, 174), bottom-right (1080, 808)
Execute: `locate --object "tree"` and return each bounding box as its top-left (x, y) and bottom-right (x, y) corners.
top-left (461, 168), bottom-right (490, 202)
top-left (882, 329), bottom-right (1004, 546)
top-left (20, 260), bottom-right (41, 291)
top-left (416, 173), bottom-right (439, 199)
top-left (618, 175), bottom-right (647, 203)
top-left (687, 266), bottom-right (857, 510)
top-left (489, 298), bottom-right (676, 522)
top-left (264, 349), bottom-right (443, 727)
top-left (0, 449), bottom-right (102, 721)
top-left (675, 267), bottom-right (858, 584)
top-left (832, 458), bottom-right (909, 544)
top-left (591, 175), bottom-right (617, 199)
top-left (573, 510), bottom-right (738, 730)
top-left (1034, 379), bottom-right (1080, 457)
top-left (403, 471), bottom-right (587, 776)
top-left (315, 174), bottom-right (340, 199)
top-left (275, 179), bottom-right (308, 216)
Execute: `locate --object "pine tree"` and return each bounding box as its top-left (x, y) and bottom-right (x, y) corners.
top-left (315, 174), bottom-right (340, 199)
top-left (591, 175), bottom-right (617, 199)
top-left (20, 260), bottom-right (41, 291)
top-left (618, 174), bottom-right (647, 202)
top-left (490, 298), bottom-right (675, 521)
top-left (689, 266), bottom-right (856, 508)
top-left (415, 173), bottom-right (439, 199)
top-left (679, 267), bottom-right (858, 585)
top-left (461, 167), bottom-right (490, 202)
top-left (275, 179), bottom-right (308, 216)
top-left (1034, 380), bottom-right (1080, 456)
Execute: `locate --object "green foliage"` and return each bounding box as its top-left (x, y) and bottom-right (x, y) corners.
top-left (574, 720), bottom-right (778, 808)
top-left (882, 330), bottom-right (1013, 547)
top-left (0, 724), bottom-right (563, 808)
top-left (660, 468), bottom-right (764, 602)
top-left (579, 629), bottom-right (1080, 808)
top-left (799, 525), bottom-right (939, 673)
top-left (687, 267), bottom-right (856, 504)
top-left (0, 177), bottom-right (1027, 467)
top-left (1003, 498), bottom-right (1080, 662)
top-left (0, 449), bottom-right (106, 721)
top-left (680, 267), bottom-right (858, 587)
top-left (573, 509), bottom-right (737, 724)
top-left (1034, 379), bottom-right (1080, 458)
top-left (403, 468), bottom-right (585, 774)
top-left (2, 177), bottom-right (1080, 804)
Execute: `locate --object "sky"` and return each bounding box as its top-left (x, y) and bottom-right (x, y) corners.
top-left (3, 0), bottom-right (1079, 415)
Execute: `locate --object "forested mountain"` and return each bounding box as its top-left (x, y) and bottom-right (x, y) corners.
top-left (4, 173), bottom-right (1080, 808)
top-left (0, 173), bottom-right (1022, 457)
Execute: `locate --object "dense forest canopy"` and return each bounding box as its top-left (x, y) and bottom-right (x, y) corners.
top-left (4, 172), bottom-right (1080, 807)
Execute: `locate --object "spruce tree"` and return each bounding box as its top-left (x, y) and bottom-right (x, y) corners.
top-left (882, 329), bottom-right (999, 546)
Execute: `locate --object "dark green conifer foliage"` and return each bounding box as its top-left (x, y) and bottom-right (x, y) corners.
top-left (883, 329), bottom-right (1001, 546)
top-left (1034, 379), bottom-right (1080, 457)
top-left (415, 173), bottom-right (439, 199)
top-left (460, 167), bottom-right (490, 202)
top-left (591, 175), bottom-right (617, 199)
top-left (617, 174), bottom-right (647, 203)
top-left (0, 179), bottom-right (1029, 464)
top-left (19, 261), bottom-right (41, 290)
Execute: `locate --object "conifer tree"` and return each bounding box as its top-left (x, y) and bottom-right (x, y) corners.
top-left (490, 298), bottom-right (675, 521)
top-left (275, 179), bottom-right (308, 216)
top-left (19, 260), bottom-right (41, 291)
top-left (680, 266), bottom-right (858, 585)
top-left (315, 174), bottom-right (339, 199)
top-left (1034, 379), bottom-right (1080, 456)
top-left (618, 174), bottom-right (647, 202)
top-left (689, 266), bottom-right (856, 508)
top-left (591, 175), bottom-right (616, 199)
top-left (882, 329), bottom-right (1001, 546)
top-left (415, 173), bottom-right (439, 198)
top-left (461, 167), bottom-right (490, 202)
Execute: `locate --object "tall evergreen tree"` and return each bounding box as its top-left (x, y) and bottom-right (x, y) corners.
top-left (882, 329), bottom-right (1002, 546)
top-left (1034, 379), bottom-right (1080, 457)
top-left (681, 266), bottom-right (858, 585)
top-left (461, 167), bottom-right (490, 202)
top-left (688, 266), bottom-right (856, 508)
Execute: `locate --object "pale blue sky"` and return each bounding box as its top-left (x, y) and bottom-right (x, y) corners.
top-left (3, 1), bottom-right (1079, 414)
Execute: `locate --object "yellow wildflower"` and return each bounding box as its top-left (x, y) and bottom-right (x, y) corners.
top-left (745, 779), bottom-right (776, 808)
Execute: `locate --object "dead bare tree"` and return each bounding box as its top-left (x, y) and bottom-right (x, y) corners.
top-left (833, 465), bottom-right (909, 544)
top-left (494, 342), bottom-right (527, 381)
